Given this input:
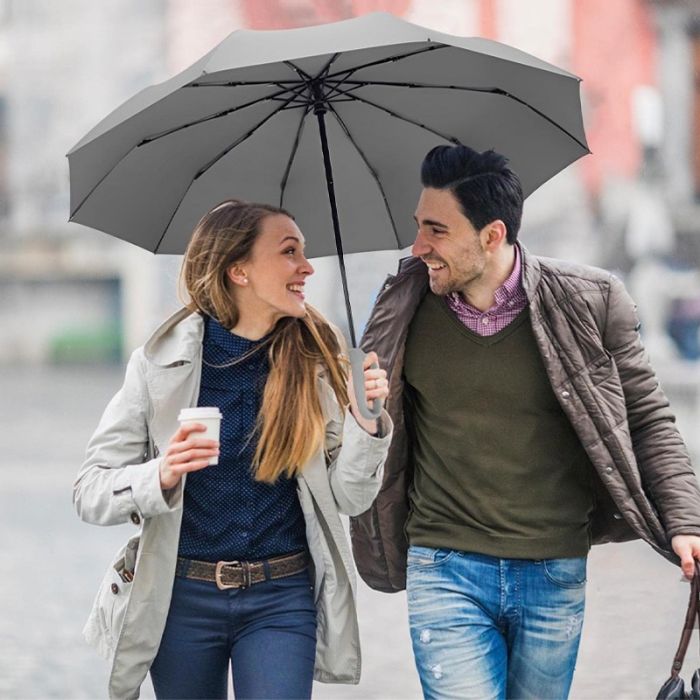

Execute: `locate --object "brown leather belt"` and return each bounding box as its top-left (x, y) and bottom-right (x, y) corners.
top-left (176, 551), bottom-right (309, 591)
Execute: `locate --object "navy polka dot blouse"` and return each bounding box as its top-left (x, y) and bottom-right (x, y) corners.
top-left (177, 315), bottom-right (307, 562)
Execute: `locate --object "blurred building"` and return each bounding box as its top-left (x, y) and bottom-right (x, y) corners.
top-left (0, 0), bottom-right (169, 362)
top-left (1, 0), bottom-right (699, 366)
top-left (652, 0), bottom-right (700, 237)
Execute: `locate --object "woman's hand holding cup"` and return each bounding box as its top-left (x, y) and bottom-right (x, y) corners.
top-left (159, 423), bottom-right (220, 490)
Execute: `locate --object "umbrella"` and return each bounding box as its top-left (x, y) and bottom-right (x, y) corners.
top-left (67, 11), bottom-right (589, 417)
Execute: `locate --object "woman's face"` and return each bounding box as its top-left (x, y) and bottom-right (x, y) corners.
top-left (231, 214), bottom-right (314, 327)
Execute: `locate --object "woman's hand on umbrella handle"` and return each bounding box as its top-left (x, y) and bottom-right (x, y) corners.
top-left (348, 348), bottom-right (387, 431)
top-left (159, 423), bottom-right (220, 490)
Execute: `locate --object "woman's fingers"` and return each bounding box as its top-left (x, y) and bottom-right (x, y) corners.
top-left (165, 442), bottom-right (219, 474)
top-left (168, 458), bottom-right (214, 475)
top-left (364, 377), bottom-right (389, 399)
top-left (167, 423), bottom-right (219, 457)
top-left (362, 350), bottom-right (379, 370)
top-left (361, 352), bottom-right (389, 401)
top-left (160, 423), bottom-right (220, 489)
top-left (169, 422), bottom-right (209, 445)
top-left (168, 446), bottom-right (220, 464)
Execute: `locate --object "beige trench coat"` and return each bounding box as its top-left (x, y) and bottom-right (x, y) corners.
top-left (74, 308), bottom-right (392, 699)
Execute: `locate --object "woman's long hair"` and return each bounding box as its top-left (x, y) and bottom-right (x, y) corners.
top-left (180, 199), bottom-right (349, 483)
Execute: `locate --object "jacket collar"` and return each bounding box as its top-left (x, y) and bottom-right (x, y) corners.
top-left (143, 307), bottom-right (204, 367)
top-left (518, 244), bottom-right (542, 302)
top-left (397, 255), bottom-right (425, 275)
top-left (396, 242), bottom-right (542, 301)
top-left (142, 308), bottom-right (332, 378)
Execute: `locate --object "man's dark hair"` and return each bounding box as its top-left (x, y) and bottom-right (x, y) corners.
top-left (420, 145), bottom-right (523, 244)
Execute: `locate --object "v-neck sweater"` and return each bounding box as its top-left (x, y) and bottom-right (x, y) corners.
top-left (403, 292), bottom-right (595, 559)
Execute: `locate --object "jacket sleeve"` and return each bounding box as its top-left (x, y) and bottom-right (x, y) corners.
top-left (604, 275), bottom-right (700, 538)
top-left (72, 349), bottom-right (182, 526)
top-left (319, 374), bottom-right (393, 516)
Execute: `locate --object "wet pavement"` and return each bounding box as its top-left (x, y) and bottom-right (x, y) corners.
top-left (0, 365), bottom-right (694, 699)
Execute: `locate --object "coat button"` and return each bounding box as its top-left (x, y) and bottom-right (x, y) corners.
top-left (130, 512), bottom-right (141, 525)
top-left (561, 390), bottom-right (570, 399)
top-left (605, 467), bottom-right (614, 474)
top-left (111, 583), bottom-right (119, 595)
top-left (613, 512), bottom-right (623, 520)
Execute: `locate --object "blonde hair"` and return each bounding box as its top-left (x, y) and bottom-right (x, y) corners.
top-left (180, 199), bottom-right (349, 483)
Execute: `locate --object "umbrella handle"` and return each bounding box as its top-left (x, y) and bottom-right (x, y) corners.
top-left (348, 347), bottom-right (384, 421)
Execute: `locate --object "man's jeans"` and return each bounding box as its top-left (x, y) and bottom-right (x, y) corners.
top-left (407, 546), bottom-right (586, 700)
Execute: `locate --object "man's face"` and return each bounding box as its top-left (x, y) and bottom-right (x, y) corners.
top-left (412, 187), bottom-right (487, 297)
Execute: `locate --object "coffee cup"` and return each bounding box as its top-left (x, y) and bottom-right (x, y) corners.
top-left (177, 407), bottom-right (222, 465)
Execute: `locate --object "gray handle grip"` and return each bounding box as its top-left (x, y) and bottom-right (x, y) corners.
top-left (348, 347), bottom-right (383, 421)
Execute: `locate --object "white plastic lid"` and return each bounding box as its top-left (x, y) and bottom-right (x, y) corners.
top-left (178, 407), bottom-right (222, 421)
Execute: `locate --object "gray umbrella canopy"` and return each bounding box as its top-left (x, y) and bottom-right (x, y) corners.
top-left (67, 11), bottom-right (589, 260)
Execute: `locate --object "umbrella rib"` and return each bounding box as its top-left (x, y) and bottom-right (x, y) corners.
top-left (321, 83), bottom-right (461, 144)
top-left (139, 85), bottom-right (297, 145)
top-left (278, 103), bottom-right (316, 111)
top-left (271, 95), bottom-right (311, 107)
top-left (269, 80), bottom-right (311, 110)
top-left (270, 79), bottom-right (314, 109)
top-left (187, 79), bottom-right (303, 87)
top-left (327, 104), bottom-right (401, 250)
top-left (189, 59), bottom-right (304, 89)
top-left (316, 52), bottom-right (342, 80)
top-left (279, 105), bottom-right (311, 208)
top-left (328, 80), bottom-right (590, 152)
top-left (152, 92), bottom-right (302, 253)
top-left (193, 91), bottom-right (303, 180)
top-left (322, 81), bottom-right (364, 103)
top-left (325, 45), bottom-right (447, 82)
top-left (284, 60), bottom-right (313, 82)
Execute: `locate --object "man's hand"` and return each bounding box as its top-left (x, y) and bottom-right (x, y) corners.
top-left (671, 535), bottom-right (700, 579)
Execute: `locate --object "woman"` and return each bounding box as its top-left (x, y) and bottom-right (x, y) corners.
top-left (74, 199), bottom-right (392, 700)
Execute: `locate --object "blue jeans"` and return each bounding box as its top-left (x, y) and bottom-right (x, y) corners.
top-left (149, 570), bottom-right (317, 699)
top-left (407, 546), bottom-right (587, 700)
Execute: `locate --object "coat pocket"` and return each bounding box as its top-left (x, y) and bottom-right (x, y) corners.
top-left (83, 537), bottom-right (139, 659)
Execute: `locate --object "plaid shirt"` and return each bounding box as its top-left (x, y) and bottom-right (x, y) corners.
top-left (445, 244), bottom-right (528, 336)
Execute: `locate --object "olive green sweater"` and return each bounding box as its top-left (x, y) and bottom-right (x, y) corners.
top-left (404, 293), bottom-right (595, 559)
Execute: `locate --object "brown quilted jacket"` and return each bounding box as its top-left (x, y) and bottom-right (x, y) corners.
top-left (350, 247), bottom-right (700, 592)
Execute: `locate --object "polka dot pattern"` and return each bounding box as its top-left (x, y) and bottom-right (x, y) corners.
top-left (177, 315), bottom-right (307, 562)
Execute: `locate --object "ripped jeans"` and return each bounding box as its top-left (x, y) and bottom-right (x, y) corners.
top-left (407, 546), bottom-right (586, 700)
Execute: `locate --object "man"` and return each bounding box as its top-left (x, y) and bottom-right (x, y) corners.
top-left (350, 144), bottom-right (700, 699)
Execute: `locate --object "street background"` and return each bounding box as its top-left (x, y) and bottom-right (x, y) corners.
top-left (2, 0), bottom-right (700, 698)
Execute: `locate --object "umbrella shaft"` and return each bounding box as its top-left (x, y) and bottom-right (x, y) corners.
top-left (315, 108), bottom-right (357, 347)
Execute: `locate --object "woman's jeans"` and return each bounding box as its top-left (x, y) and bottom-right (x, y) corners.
top-left (149, 570), bottom-right (317, 699)
top-left (407, 546), bottom-right (587, 700)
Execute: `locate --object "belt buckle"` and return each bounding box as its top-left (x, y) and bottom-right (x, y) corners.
top-left (214, 560), bottom-right (251, 590)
